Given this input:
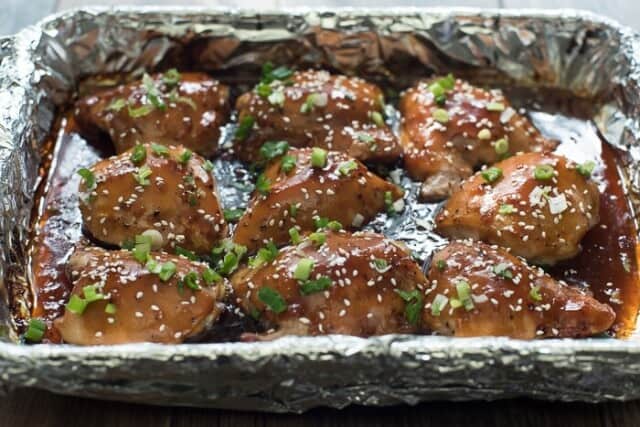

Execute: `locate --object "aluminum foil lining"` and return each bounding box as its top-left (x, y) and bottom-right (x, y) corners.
top-left (1, 7), bottom-right (640, 411)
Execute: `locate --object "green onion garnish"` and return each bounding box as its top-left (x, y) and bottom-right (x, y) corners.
top-left (268, 90), bottom-right (285, 107)
top-left (130, 144), bottom-right (147, 165)
top-left (534, 164), bottom-right (554, 180)
top-left (24, 318), bottom-right (46, 343)
top-left (280, 154), bottom-right (297, 174)
top-left (183, 271), bottom-right (201, 291)
top-left (299, 276), bottom-right (332, 295)
top-left (436, 260), bottom-right (446, 271)
top-left (357, 133), bottom-right (375, 144)
top-left (128, 104), bottom-right (155, 118)
top-left (395, 289), bottom-right (423, 325)
top-left (107, 98), bottom-right (127, 112)
top-left (259, 141), bottom-right (289, 161)
top-left (256, 82), bottom-right (272, 98)
top-left (338, 160), bottom-right (358, 176)
top-left (77, 168), bottom-right (96, 190)
top-left (175, 246), bottom-right (198, 261)
top-left (498, 204), bottom-right (514, 215)
top-left (486, 102), bottom-right (505, 112)
top-left (178, 149), bottom-right (192, 164)
top-left (294, 258), bottom-right (314, 281)
top-left (132, 234), bottom-right (152, 263)
top-left (494, 138), bottom-right (509, 156)
top-left (202, 267), bottom-right (222, 285)
top-left (235, 115), bottom-right (255, 141)
top-left (432, 108), bottom-right (449, 124)
top-left (481, 166), bottom-right (502, 184)
top-left (289, 227), bottom-right (301, 245)
top-left (431, 294), bottom-right (448, 317)
top-left (105, 303), bottom-right (117, 314)
top-left (142, 73), bottom-right (166, 111)
top-left (455, 280), bottom-right (474, 312)
top-left (203, 160), bottom-right (214, 172)
top-left (289, 203), bottom-right (299, 218)
top-left (310, 147), bottom-right (328, 168)
top-left (250, 241), bottom-right (279, 268)
top-left (300, 93), bottom-right (319, 114)
top-left (370, 111), bottom-right (385, 127)
top-left (309, 232), bottom-right (326, 246)
top-left (162, 68), bottom-right (181, 86)
top-left (529, 285), bottom-right (543, 302)
top-left (66, 294), bottom-right (88, 315)
top-left (492, 263), bottom-right (513, 280)
top-left (151, 143), bottom-right (169, 157)
top-left (577, 161), bottom-right (595, 178)
top-left (255, 173), bottom-right (271, 195)
top-left (258, 287), bottom-right (288, 313)
top-left (223, 208), bottom-right (245, 222)
top-left (327, 220), bottom-right (342, 231)
top-left (134, 165), bottom-right (152, 186)
top-left (158, 261), bottom-right (177, 281)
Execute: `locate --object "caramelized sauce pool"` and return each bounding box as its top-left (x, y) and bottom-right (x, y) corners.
top-left (27, 87), bottom-right (640, 343)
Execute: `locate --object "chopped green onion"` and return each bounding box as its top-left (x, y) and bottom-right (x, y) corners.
top-left (162, 68), bottom-right (181, 86)
top-left (107, 98), bottom-right (127, 112)
top-left (577, 161), bottom-right (596, 178)
top-left (134, 165), bottom-right (152, 186)
top-left (313, 217), bottom-right (329, 230)
top-left (183, 271), bottom-right (201, 291)
top-left (438, 74), bottom-right (455, 90)
top-left (428, 82), bottom-right (445, 97)
top-left (158, 261), bottom-right (177, 281)
top-left (104, 303), bottom-right (117, 315)
top-left (534, 164), bottom-right (554, 180)
top-left (128, 104), bottom-right (155, 118)
top-left (456, 280), bottom-right (474, 311)
top-left (151, 143), bottom-right (169, 157)
top-left (175, 246), bottom-right (198, 261)
top-left (77, 168), bottom-right (96, 190)
top-left (492, 263), bottom-right (513, 280)
top-left (259, 141), bottom-right (289, 161)
top-left (481, 166), bottom-right (502, 184)
top-left (294, 258), bottom-right (314, 281)
top-left (289, 203), bottom-right (299, 218)
top-left (395, 289), bottom-right (423, 325)
top-left (309, 232), bottom-right (326, 246)
top-left (203, 160), bottom-right (214, 172)
top-left (498, 204), bottom-right (515, 215)
top-left (529, 285), bottom-right (543, 302)
top-left (357, 133), bottom-right (375, 144)
top-left (255, 173), bottom-right (271, 195)
top-left (202, 267), bottom-right (222, 285)
top-left (431, 294), bottom-right (448, 317)
top-left (82, 284), bottom-right (104, 303)
top-left (178, 149), bottom-right (192, 164)
top-left (171, 93), bottom-right (197, 110)
top-left (66, 294), bottom-right (88, 315)
top-left (436, 260), bottom-right (446, 271)
top-left (338, 160), bottom-right (358, 176)
top-left (310, 147), bottom-right (328, 168)
top-left (256, 82), bottom-right (272, 98)
top-left (384, 191), bottom-right (398, 215)
top-left (132, 234), bottom-right (152, 263)
top-left (327, 220), bottom-right (343, 231)
top-left (235, 115), bottom-right (255, 141)
top-left (486, 102), bottom-right (505, 112)
top-left (434, 94), bottom-right (446, 106)
top-left (24, 318), bottom-right (46, 342)
top-left (289, 227), bottom-right (301, 244)
top-left (494, 138), bottom-right (509, 155)
top-left (146, 258), bottom-right (161, 274)
top-left (142, 73), bottom-right (166, 111)
top-left (372, 258), bottom-right (388, 272)
top-left (268, 90), bottom-right (285, 107)
top-left (300, 93), bottom-right (319, 114)
top-left (261, 63), bottom-right (293, 84)
top-left (477, 129), bottom-right (492, 140)
top-left (130, 144), bottom-right (147, 165)
top-left (370, 111), bottom-right (385, 127)
top-left (299, 276), bottom-right (332, 295)
top-left (250, 241), bottom-right (279, 268)
top-left (280, 154), bottom-right (297, 174)
top-left (432, 108), bottom-right (449, 123)
top-left (223, 208), bottom-right (244, 222)
top-left (258, 287), bottom-right (288, 313)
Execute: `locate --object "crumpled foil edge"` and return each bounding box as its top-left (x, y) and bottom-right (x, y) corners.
top-left (1, 7), bottom-right (640, 411)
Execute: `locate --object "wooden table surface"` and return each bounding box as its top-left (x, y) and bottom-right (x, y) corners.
top-left (2, 0), bottom-right (640, 426)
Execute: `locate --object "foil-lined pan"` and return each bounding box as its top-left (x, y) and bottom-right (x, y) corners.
top-left (1, 7), bottom-right (640, 411)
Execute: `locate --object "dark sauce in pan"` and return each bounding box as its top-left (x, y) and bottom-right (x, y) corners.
top-left (26, 84), bottom-right (640, 343)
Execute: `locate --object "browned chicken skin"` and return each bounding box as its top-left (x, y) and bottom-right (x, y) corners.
top-left (232, 230), bottom-right (427, 338)
top-left (436, 152), bottom-right (600, 265)
top-left (399, 76), bottom-right (556, 201)
top-left (233, 147), bottom-right (403, 252)
top-left (234, 69), bottom-right (401, 164)
top-left (54, 246), bottom-right (225, 345)
top-left (423, 241), bottom-right (615, 338)
top-left (75, 71), bottom-right (230, 156)
top-left (79, 143), bottom-right (227, 254)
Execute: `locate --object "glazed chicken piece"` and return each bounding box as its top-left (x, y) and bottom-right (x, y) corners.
top-left (75, 70), bottom-right (230, 156)
top-left (54, 246), bottom-right (225, 345)
top-left (233, 146), bottom-right (404, 252)
top-left (234, 68), bottom-right (401, 164)
top-left (232, 230), bottom-right (427, 338)
top-left (79, 143), bottom-right (227, 254)
top-left (423, 241), bottom-right (615, 338)
top-left (436, 152), bottom-right (599, 265)
top-left (399, 75), bottom-right (556, 200)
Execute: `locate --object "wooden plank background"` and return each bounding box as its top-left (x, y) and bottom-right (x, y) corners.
top-left (2, 1), bottom-right (640, 426)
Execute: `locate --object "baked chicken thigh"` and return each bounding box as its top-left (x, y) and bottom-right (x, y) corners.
top-left (234, 68), bottom-right (401, 164)
top-left (231, 230), bottom-right (427, 338)
top-left (75, 70), bottom-right (230, 156)
top-left (78, 143), bottom-right (227, 254)
top-left (233, 146), bottom-right (404, 252)
top-left (399, 75), bottom-right (556, 200)
top-left (423, 241), bottom-right (615, 338)
top-left (55, 246), bottom-right (225, 345)
top-left (436, 152), bottom-right (599, 265)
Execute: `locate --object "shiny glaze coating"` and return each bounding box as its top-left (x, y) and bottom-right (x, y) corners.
top-left (234, 69), bottom-right (401, 164)
top-left (55, 246), bottom-right (225, 345)
top-left (232, 231), bottom-right (427, 338)
top-left (75, 71), bottom-right (230, 156)
top-left (79, 143), bottom-right (227, 254)
top-left (423, 241), bottom-right (615, 338)
top-left (233, 147), bottom-right (403, 252)
top-left (436, 152), bottom-right (600, 265)
top-left (400, 77), bottom-right (556, 201)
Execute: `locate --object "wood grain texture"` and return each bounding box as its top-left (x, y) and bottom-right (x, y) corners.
top-left (2, 0), bottom-right (640, 426)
